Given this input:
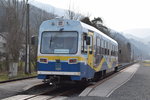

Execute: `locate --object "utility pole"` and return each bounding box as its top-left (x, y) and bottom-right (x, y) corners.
top-left (25, 1), bottom-right (31, 74)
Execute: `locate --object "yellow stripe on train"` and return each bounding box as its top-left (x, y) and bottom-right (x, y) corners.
top-left (38, 56), bottom-right (117, 72)
top-left (93, 57), bottom-right (117, 72)
top-left (37, 56), bottom-right (86, 62)
top-left (93, 58), bottom-right (105, 72)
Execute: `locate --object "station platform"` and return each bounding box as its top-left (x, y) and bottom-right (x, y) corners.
top-left (71, 62), bottom-right (150, 100)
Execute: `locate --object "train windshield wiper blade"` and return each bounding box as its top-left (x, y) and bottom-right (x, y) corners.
top-left (49, 36), bottom-right (52, 48)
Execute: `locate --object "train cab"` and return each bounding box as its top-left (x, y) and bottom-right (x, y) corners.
top-left (37, 18), bottom-right (118, 83)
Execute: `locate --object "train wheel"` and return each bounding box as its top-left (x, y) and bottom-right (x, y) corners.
top-left (93, 71), bottom-right (103, 81)
top-left (102, 70), bottom-right (106, 78)
top-left (114, 67), bottom-right (118, 72)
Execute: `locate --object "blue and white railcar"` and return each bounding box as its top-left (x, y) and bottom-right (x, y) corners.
top-left (37, 18), bottom-right (118, 83)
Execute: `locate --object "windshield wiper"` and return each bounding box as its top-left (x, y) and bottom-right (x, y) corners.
top-left (49, 36), bottom-right (52, 48)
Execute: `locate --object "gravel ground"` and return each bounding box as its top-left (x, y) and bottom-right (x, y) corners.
top-left (0, 78), bottom-right (42, 99)
top-left (69, 63), bottom-right (150, 100)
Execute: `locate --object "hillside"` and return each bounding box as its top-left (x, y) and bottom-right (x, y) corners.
top-left (0, 2), bottom-right (57, 34)
top-left (30, 1), bottom-right (65, 17)
top-left (123, 28), bottom-right (150, 42)
top-left (123, 31), bottom-right (150, 59)
top-left (30, 1), bottom-right (84, 20)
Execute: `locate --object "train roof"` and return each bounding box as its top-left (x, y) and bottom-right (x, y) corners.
top-left (79, 21), bottom-right (118, 45)
top-left (40, 18), bottom-right (118, 45)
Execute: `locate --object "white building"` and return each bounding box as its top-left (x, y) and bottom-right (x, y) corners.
top-left (0, 33), bottom-right (6, 60)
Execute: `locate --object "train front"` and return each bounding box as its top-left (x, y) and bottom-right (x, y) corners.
top-left (37, 19), bottom-right (85, 84)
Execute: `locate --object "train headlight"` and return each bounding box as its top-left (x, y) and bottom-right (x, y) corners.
top-left (68, 58), bottom-right (78, 64)
top-left (40, 58), bottom-right (48, 63)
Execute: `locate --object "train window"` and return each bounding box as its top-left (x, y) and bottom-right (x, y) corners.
top-left (104, 41), bottom-right (106, 48)
top-left (81, 33), bottom-right (87, 53)
top-left (96, 37), bottom-right (98, 55)
top-left (101, 39), bottom-right (103, 48)
top-left (105, 48), bottom-right (107, 55)
top-left (111, 50), bottom-right (113, 56)
top-left (106, 42), bottom-right (108, 55)
top-left (100, 39), bottom-right (103, 54)
top-left (41, 31), bottom-right (78, 54)
top-left (111, 45), bottom-right (114, 56)
top-left (112, 45), bottom-right (115, 56)
top-left (109, 43), bottom-right (111, 55)
top-left (89, 35), bottom-right (93, 54)
top-left (106, 42), bottom-right (108, 49)
top-left (96, 37), bottom-right (99, 54)
top-left (108, 49), bottom-right (110, 55)
top-left (103, 45), bottom-right (105, 55)
top-left (115, 51), bottom-right (118, 56)
top-left (97, 37), bottom-right (100, 54)
top-left (97, 38), bottom-right (100, 47)
top-left (101, 47), bottom-right (104, 54)
top-left (102, 40), bottom-right (106, 55)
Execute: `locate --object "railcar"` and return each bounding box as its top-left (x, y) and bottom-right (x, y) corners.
top-left (37, 18), bottom-right (118, 84)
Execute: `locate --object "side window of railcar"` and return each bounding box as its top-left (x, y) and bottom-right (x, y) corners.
top-left (112, 45), bottom-right (114, 56)
top-left (104, 41), bottom-right (106, 55)
top-left (101, 39), bottom-right (104, 55)
top-left (107, 42), bottom-right (110, 55)
top-left (109, 44), bottom-right (111, 56)
top-left (102, 39), bottom-right (105, 55)
top-left (114, 46), bottom-right (116, 56)
top-left (96, 37), bottom-right (100, 54)
top-left (106, 41), bottom-right (108, 55)
top-left (108, 42), bottom-right (110, 55)
top-left (89, 35), bottom-right (93, 53)
top-left (96, 37), bottom-right (98, 55)
top-left (115, 46), bottom-right (118, 56)
top-left (81, 33), bottom-right (87, 53)
top-left (95, 36), bottom-right (100, 64)
top-left (112, 45), bottom-right (115, 56)
top-left (104, 41), bottom-right (107, 55)
top-left (111, 44), bottom-right (113, 56)
top-left (100, 39), bottom-right (102, 55)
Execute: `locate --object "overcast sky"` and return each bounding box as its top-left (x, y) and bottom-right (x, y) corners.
top-left (32, 0), bottom-right (150, 37)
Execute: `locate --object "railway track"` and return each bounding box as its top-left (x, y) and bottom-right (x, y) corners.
top-left (15, 82), bottom-right (88, 100)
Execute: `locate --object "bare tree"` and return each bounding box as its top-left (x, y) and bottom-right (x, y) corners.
top-left (0, 0), bottom-right (26, 62)
top-left (65, 1), bottom-right (83, 20)
top-left (29, 5), bottom-right (57, 70)
top-left (0, 0), bottom-right (27, 76)
top-left (30, 6), bottom-right (57, 35)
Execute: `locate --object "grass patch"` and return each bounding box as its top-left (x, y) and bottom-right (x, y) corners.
top-left (0, 72), bottom-right (37, 82)
top-left (0, 74), bottom-right (9, 81)
top-left (143, 60), bottom-right (150, 63)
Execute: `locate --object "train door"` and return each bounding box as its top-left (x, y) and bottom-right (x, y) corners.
top-left (87, 31), bottom-right (94, 68)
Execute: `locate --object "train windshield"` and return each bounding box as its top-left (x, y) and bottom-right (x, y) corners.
top-left (41, 31), bottom-right (78, 54)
